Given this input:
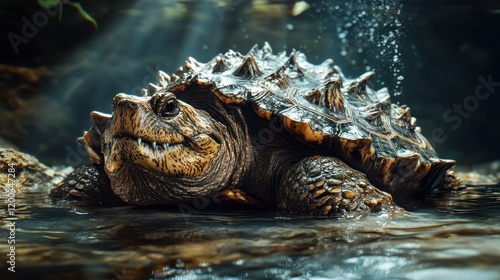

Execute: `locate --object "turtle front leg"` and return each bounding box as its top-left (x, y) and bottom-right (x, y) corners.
top-left (277, 156), bottom-right (402, 216)
top-left (50, 164), bottom-right (122, 204)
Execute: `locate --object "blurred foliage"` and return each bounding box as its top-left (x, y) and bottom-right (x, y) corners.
top-left (38, 0), bottom-right (97, 28)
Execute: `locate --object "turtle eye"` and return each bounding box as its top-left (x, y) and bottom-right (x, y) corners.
top-left (161, 98), bottom-right (178, 116)
top-left (155, 93), bottom-right (179, 117)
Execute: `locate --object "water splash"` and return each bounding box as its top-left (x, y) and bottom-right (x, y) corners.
top-left (317, 0), bottom-right (405, 97)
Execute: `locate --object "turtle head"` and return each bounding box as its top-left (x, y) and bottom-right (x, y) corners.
top-left (103, 91), bottom-right (220, 176)
top-left (79, 91), bottom-right (225, 204)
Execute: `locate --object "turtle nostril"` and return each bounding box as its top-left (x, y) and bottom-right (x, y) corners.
top-left (117, 99), bottom-right (137, 109)
top-left (126, 101), bottom-right (137, 108)
top-left (112, 93), bottom-right (138, 110)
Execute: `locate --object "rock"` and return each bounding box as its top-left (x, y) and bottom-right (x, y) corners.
top-left (0, 148), bottom-right (72, 194)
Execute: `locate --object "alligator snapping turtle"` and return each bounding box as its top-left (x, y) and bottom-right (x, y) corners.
top-left (50, 43), bottom-right (462, 215)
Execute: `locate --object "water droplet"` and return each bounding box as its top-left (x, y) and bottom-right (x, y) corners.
top-left (286, 23), bottom-right (294, 30)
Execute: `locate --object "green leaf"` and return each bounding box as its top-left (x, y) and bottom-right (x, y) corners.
top-left (38, 0), bottom-right (61, 9)
top-left (66, 1), bottom-right (98, 29)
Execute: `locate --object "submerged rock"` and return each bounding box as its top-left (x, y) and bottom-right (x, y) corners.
top-left (0, 147), bottom-right (72, 194)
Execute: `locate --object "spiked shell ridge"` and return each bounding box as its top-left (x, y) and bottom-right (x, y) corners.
top-left (143, 43), bottom-right (455, 196)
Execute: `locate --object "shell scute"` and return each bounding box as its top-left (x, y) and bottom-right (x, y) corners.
top-left (233, 54), bottom-right (263, 78)
top-left (252, 91), bottom-right (295, 121)
top-left (280, 106), bottom-right (340, 148)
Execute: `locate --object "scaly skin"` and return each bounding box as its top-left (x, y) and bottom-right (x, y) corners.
top-left (278, 156), bottom-right (401, 216)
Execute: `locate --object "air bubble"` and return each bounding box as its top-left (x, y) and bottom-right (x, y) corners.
top-left (319, 0), bottom-right (405, 99)
top-left (286, 23), bottom-right (294, 30)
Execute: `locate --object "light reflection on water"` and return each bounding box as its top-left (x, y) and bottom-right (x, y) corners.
top-left (1, 185), bottom-right (500, 279)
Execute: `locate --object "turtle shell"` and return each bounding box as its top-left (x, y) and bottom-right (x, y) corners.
top-left (147, 43), bottom-right (455, 196)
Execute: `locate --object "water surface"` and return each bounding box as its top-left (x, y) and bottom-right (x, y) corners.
top-left (1, 184), bottom-right (499, 279)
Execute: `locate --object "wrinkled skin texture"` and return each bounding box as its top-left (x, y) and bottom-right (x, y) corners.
top-left (51, 44), bottom-right (462, 216)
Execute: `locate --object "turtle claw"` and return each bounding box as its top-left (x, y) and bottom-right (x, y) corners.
top-left (50, 165), bottom-right (121, 203)
top-left (211, 189), bottom-right (266, 208)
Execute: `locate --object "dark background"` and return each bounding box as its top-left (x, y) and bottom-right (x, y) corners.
top-left (0, 0), bottom-right (498, 166)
